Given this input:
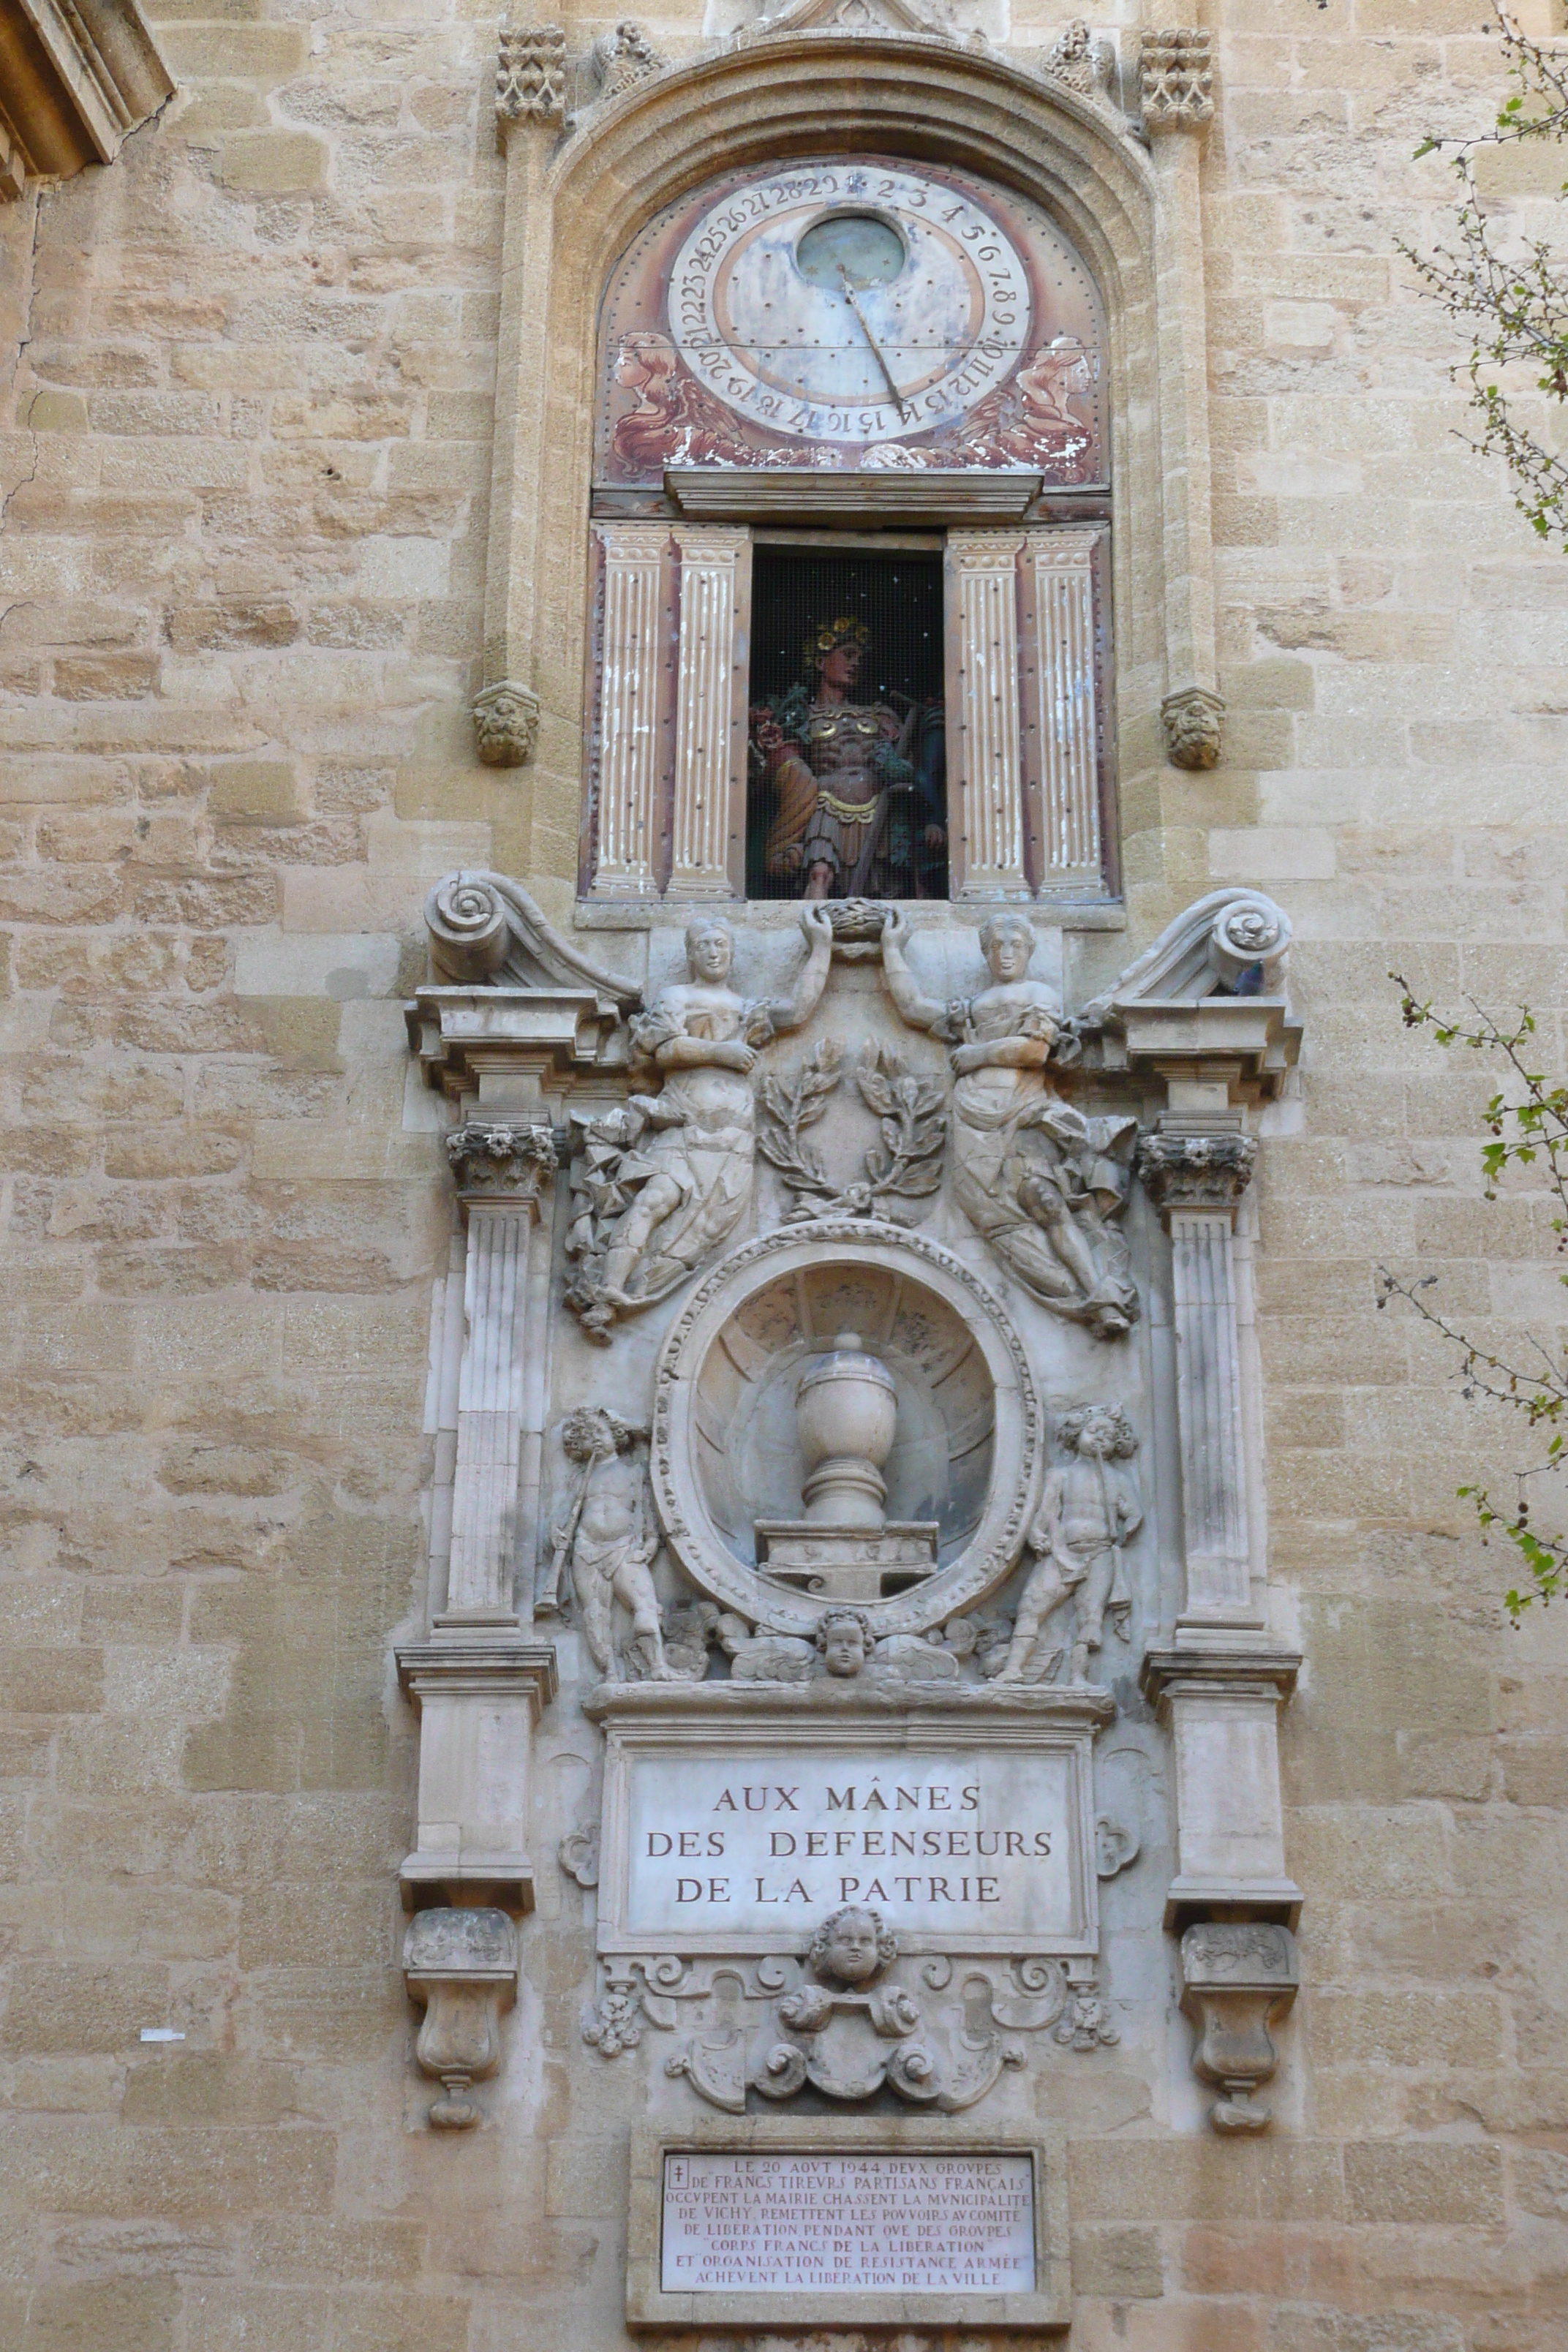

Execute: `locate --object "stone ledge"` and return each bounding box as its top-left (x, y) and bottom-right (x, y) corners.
top-left (1139, 1644), bottom-right (1302, 1705)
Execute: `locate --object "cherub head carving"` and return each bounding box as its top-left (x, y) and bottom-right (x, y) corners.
top-left (1058, 1401), bottom-right (1137, 1462)
top-left (560, 1404), bottom-right (641, 1465)
top-left (814, 1606), bottom-right (873, 1680)
top-left (809, 1904), bottom-right (896, 1987)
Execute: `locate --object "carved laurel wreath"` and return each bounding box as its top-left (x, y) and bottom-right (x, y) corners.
top-left (756, 1039), bottom-right (948, 1224)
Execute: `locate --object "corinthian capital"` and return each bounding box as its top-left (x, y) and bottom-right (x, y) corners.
top-left (1137, 1131), bottom-right (1257, 1218)
top-left (445, 1120), bottom-right (557, 1205)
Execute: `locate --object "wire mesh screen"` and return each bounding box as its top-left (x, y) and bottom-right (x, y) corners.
top-left (746, 549), bottom-right (947, 902)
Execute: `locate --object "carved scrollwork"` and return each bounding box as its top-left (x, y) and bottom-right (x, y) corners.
top-left (558, 1822), bottom-right (600, 1888)
top-left (595, 1911), bottom-right (1103, 2114)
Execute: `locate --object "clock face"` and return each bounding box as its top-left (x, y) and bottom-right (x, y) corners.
top-left (596, 157), bottom-right (1108, 483)
top-left (666, 163), bottom-right (1034, 445)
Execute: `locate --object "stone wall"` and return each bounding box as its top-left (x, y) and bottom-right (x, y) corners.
top-left (1, 4), bottom-right (1567, 2351)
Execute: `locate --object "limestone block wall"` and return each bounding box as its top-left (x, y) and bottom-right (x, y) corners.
top-left (0, 3), bottom-right (1566, 2351)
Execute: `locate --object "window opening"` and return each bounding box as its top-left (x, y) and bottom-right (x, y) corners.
top-left (746, 547), bottom-right (947, 902)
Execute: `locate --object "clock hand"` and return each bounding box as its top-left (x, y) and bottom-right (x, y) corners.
top-left (837, 267), bottom-right (909, 420)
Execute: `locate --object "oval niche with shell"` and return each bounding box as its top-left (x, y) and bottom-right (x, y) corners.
top-left (649, 1221), bottom-right (1040, 1639)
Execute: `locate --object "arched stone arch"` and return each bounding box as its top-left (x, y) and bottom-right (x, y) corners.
top-left (480, 31), bottom-right (1205, 908)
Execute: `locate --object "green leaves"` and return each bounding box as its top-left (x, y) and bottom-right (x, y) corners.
top-left (1398, 2), bottom-right (1568, 551)
top-left (1383, 971), bottom-right (1568, 1616)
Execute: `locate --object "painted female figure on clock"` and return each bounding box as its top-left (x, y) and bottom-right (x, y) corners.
top-left (755, 618), bottom-right (946, 900)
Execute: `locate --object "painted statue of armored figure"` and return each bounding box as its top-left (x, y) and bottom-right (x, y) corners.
top-left (998, 1403), bottom-right (1142, 1686)
top-left (565, 905), bottom-right (832, 1339)
top-left (880, 908), bottom-right (1138, 1336)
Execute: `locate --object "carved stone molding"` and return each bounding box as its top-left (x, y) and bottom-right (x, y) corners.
top-left (582, 1934), bottom-right (1115, 2117)
top-left (1077, 886), bottom-right (1300, 1104)
top-left (472, 677), bottom-right (541, 766)
top-left (1161, 683), bottom-right (1225, 770)
top-left (445, 1120), bottom-right (557, 1208)
top-left (402, 1906), bottom-right (518, 2129)
top-left (0, 0), bottom-right (173, 197)
top-left (1140, 1649), bottom-right (1303, 1929)
top-left (1039, 19), bottom-right (1115, 106)
top-left (1179, 1921), bottom-right (1298, 2133)
top-left (407, 870), bottom-right (640, 1103)
top-left (497, 23), bottom-right (567, 125)
top-left (1137, 1131), bottom-right (1259, 1221)
top-left (592, 20), bottom-right (663, 99)
top-left (644, 1220), bottom-right (1040, 1640)
top-left (396, 1643), bottom-right (559, 1909)
top-left (559, 1822), bottom-right (600, 1887)
top-left (1140, 27), bottom-right (1214, 133)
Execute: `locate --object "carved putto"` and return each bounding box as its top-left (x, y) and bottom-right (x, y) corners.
top-left (880, 909), bottom-right (1138, 1336)
top-left (543, 1407), bottom-right (671, 1679)
top-left (564, 907), bottom-right (832, 1341)
top-left (997, 1403), bottom-right (1142, 1686)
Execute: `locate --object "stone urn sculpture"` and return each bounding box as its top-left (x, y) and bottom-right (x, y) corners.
top-left (795, 1331), bottom-right (897, 1529)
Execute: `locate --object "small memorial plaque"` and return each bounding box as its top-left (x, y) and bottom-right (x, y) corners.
top-left (660, 2151), bottom-right (1036, 2296)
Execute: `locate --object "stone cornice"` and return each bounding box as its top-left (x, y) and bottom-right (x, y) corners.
top-left (396, 1641), bottom-right (559, 1711)
top-left (0, 0), bottom-right (173, 194)
top-left (1139, 1645), bottom-right (1302, 1706)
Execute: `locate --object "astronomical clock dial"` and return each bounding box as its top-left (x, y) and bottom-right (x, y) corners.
top-left (666, 162), bottom-right (1034, 446)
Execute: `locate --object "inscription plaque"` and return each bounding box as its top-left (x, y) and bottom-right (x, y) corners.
top-left (660, 2152), bottom-right (1036, 2296)
top-left (592, 1697), bottom-right (1107, 1962)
